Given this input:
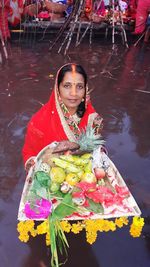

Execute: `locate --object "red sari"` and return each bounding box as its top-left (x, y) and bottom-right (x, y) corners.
top-left (22, 66), bottom-right (103, 165)
top-left (0, 0), bottom-right (11, 40)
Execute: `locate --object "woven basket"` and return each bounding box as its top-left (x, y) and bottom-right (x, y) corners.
top-left (45, 1), bottom-right (68, 13)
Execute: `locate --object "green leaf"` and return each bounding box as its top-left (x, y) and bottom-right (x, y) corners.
top-left (34, 171), bottom-right (51, 188)
top-left (32, 179), bottom-right (41, 192)
top-left (49, 220), bottom-right (59, 267)
top-left (52, 193), bottom-right (77, 220)
top-left (50, 190), bottom-right (66, 199)
top-left (36, 187), bottom-right (48, 199)
top-left (86, 198), bottom-right (104, 214)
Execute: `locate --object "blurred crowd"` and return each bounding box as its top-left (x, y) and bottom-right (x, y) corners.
top-left (0, 0), bottom-right (150, 41)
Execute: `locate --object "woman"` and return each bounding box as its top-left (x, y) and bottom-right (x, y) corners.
top-left (22, 63), bottom-right (103, 170)
top-left (130, 0), bottom-right (150, 35)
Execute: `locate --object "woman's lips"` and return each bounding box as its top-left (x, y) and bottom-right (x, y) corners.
top-left (68, 99), bottom-right (78, 103)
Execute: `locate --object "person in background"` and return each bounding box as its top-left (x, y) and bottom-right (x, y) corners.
top-left (0, 0), bottom-right (11, 40)
top-left (131, 0), bottom-right (150, 35)
top-left (51, 0), bottom-right (73, 17)
top-left (22, 63), bottom-right (103, 170)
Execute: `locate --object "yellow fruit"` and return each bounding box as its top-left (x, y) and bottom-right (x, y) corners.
top-left (84, 160), bottom-right (92, 172)
top-left (50, 182), bottom-right (60, 192)
top-left (50, 167), bottom-right (66, 184)
top-left (65, 173), bottom-right (80, 186)
top-left (81, 153), bottom-right (92, 159)
top-left (77, 170), bottom-right (84, 179)
top-left (81, 172), bottom-right (96, 183)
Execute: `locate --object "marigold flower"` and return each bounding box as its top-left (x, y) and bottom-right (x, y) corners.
top-left (17, 220), bottom-right (36, 242)
top-left (60, 221), bottom-right (71, 233)
top-left (86, 231), bottom-right (97, 244)
top-left (71, 222), bottom-right (83, 234)
top-left (46, 232), bottom-right (51, 246)
top-left (129, 217), bottom-right (144, 238)
top-left (115, 217), bottom-right (129, 228)
top-left (84, 220), bottom-right (98, 244)
top-left (37, 220), bottom-right (48, 235)
top-left (18, 233), bottom-right (30, 242)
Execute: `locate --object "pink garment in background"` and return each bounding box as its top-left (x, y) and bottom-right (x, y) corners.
top-left (94, 0), bottom-right (105, 16)
top-left (135, 0), bottom-right (150, 34)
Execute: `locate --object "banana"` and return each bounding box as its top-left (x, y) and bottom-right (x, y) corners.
top-left (51, 157), bottom-right (82, 173)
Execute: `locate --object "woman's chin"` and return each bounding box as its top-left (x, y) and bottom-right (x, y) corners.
top-left (66, 101), bottom-right (80, 109)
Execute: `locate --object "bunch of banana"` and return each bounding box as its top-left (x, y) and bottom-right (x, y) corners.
top-left (49, 153), bottom-right (96, 186)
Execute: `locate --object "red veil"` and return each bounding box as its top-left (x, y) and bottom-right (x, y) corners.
top-left (22, 64), bottom-right (102, 164)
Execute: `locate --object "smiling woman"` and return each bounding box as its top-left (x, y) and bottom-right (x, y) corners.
top-left (58, 64), bottom-right (87, 117)
top-left (22, 63), bottom-right (103, 170)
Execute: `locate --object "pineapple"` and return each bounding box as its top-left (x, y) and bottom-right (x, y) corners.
top-left (77, 126), bottom-right (105, 152)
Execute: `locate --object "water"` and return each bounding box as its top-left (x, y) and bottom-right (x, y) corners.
top-left (0, 38), bottom-right (150, 267)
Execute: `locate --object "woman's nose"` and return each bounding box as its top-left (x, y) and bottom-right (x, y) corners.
top-left (70, 85), bottom-right (77, 96)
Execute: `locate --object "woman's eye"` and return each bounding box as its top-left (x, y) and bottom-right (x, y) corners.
top-left (77, 85), bottom-right (84, 90)
top-left (64, 84), bottom-right (70, 88)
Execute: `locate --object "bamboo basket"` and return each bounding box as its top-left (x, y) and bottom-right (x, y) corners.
top-left (18, 142), bottom-right (141, 221)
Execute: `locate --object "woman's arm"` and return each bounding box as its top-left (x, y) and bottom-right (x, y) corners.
top-left (22, 121), bottom-right (44, 166)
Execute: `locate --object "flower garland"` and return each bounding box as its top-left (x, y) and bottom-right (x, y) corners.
top-left (17, 216), bottom-right (145, 246)
top-left (129, 217), bottom-right (145, 238)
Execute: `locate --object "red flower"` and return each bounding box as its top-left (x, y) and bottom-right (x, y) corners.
top-left (76, 182), bottom-right (97, 192)
top-left (85, 190), bottom-right (104, 203)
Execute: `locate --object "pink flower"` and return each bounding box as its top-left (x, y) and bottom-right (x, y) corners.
top-left (24, 198), bottom-right (52, 219)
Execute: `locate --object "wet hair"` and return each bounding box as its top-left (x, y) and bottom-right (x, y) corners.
top-left (57, 64), bottom-right (87, 118)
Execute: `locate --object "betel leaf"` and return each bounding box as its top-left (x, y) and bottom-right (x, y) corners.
top-left (34, 171), bottom-right (51, 188)
top-left (52, 193), bottom-right (77, 221)
top-left (86, 198), bottom-right (104, 214)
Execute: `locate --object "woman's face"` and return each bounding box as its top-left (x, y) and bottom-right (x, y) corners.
top-left (59, 71), bottom-right (86, 115)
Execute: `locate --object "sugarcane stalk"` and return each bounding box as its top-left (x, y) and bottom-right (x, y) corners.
top-left (76, 22), bottom-right (91, 47)
top-left (112, 0), bottom-right (115, 49)
top-left (134, 31), bottom-right (146, 47)
top-left (117, 2), bottom-right (128, 48)
top-left (49, 0), bottom-right (80, 51)
top-left (89, 22), bottom-right (93, 45)
top-left (76, 20), bottom-right (82, 46)
top-left (0, 30), bottom-right (8, 59)
top-left (58, 27), bottom-right (72, 53)
top-left (64, 0), bottom-right (84, 54)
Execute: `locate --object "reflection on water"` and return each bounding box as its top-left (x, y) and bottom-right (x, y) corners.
top-left (0, 40), bottom-right (150, 267)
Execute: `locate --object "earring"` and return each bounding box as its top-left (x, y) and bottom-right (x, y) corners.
top-left (81, 98), bottom-right (84, 102)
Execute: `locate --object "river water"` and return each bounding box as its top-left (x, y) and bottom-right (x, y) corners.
top-left (0, 37), bottom-right (150, 267)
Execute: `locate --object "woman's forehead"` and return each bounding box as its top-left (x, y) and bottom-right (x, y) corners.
top-left (62, 71), bottom-right (84, 83)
